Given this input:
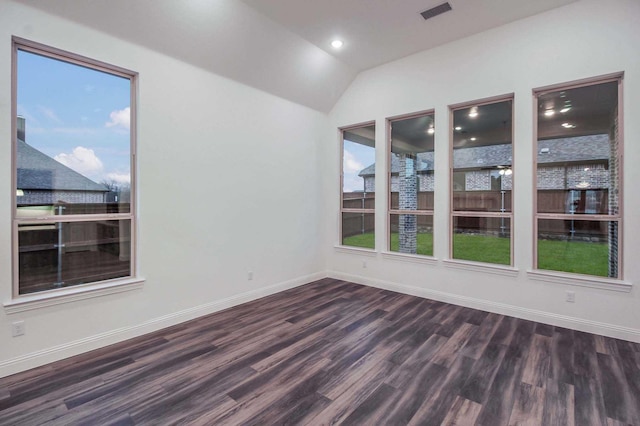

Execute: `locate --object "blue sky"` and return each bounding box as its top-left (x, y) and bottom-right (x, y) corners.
top-left (343, 140), bottom-right (375, 192)
top-left (17, 50), bottom-right (131, 186)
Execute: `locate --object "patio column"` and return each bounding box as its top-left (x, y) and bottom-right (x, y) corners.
top-left (399, 153), bottom-right (417, 254)
top-left (608, 107), bottom-right (619, 278)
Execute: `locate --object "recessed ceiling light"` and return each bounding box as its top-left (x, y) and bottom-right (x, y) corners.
top-left (544, 109), bottom-right (555, 117)
top-left (455, 126), bottom-right (462, 131)
top-left (560, 107), bottom-right (571, 113)
top-left (331, 40), bottom-right (343, 49)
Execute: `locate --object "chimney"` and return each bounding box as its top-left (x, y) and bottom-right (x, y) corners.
top-left (17, 116), bottom-right (26, 142)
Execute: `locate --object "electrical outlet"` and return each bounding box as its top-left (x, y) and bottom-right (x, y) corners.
top-left (12, 321), bottom-right (25, 337)
top-left (248, 271), bottom-right (253, 280)
top-left (566, 291), bottom-right (575, 303)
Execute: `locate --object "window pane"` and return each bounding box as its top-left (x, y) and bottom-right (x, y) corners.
top-left (390, 113), bottom-right (434, 211)
top-left (536, 81), bottom-right (618, 216)
top-left (452, 100), bottom-right (512, 212)
top-left (342, 124), bottom-right (375, 208)
top-left (16, 50), bottom-right (131, 215)
top-left (18, 219), bottom-right (132, 294)
top-left (390, 214), bottom-right (433, 256)
top-left (453, 216), bottom-right (511, 265)
top-left (537, 219), bottom-right (617, 278)
top-left (342, 213), bottom-right (374, 249)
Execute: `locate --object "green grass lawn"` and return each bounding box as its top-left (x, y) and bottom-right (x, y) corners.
top-left (343, 232), bottom-right (610, 276)
top-left (538, 239), bottom-right (608, 277)
top-left (452, 234), bottom-right (510, 265)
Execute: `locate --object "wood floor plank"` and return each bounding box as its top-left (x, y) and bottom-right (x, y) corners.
top-left (542, 379), bottom-right (575, 426)
top-left (475, 345), bottom-right (528, 426)
top-left (521, 334), bottom-right (551, 388)
top-left (508, 382), bottom-right (545, 426)
top-left (406, 355), bottom-right (476, 426)
top-left (458, 342), bottom-right (508, 404)
top-left (598, 351), bottom-right (640, 424)
top-left (574, 373), bottom-right (607, 426)
top-left (0, 278), bottom-right (638, 426)
top-left (549, 327), bottom-right (575, 385)
top-left (440, 396), bottom-right (483, 426)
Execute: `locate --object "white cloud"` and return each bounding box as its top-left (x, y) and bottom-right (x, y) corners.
top-left (105, 172), bottom-right (131, 185)
top-left (38, 105), bottom-right (63, 124)
top-left (343, 149), bottom-right (364, 174)
top-left (55, 146), bottom-right (104, 177)
top-left (105, 107), bottom-right (130, 130)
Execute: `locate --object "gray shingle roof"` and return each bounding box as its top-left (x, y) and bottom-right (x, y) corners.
top-left (17, 139), bottom-right (108, 192)
top-left (359, 134), bottom-right (609, 176)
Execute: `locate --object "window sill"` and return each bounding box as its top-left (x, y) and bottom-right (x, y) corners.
top-left (3, 277), bottom-right (145, 314)
top-left (527, 270), bottom-right (632, 293)
top-left (381, 251), bottom-right (438, 266)
top-left (443, 259), bottom-right (519, 277)
top-left (334, 245), bottom-right (377, 257)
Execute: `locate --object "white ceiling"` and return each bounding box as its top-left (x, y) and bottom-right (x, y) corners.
top-left (13, 0), bottom-right (578, 112)
top-left (239, 0), bottom-right (579, 71)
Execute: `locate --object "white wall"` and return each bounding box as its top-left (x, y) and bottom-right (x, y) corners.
top-left (0, 2), bottom-right (327, 377)
top-left (324, 0), bottom-right (640, 341)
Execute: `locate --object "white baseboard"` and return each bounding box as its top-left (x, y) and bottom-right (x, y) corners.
top-left (0, 271), bottom-right (327, 378)
top-left (328, 271), bottom-right (640, 344)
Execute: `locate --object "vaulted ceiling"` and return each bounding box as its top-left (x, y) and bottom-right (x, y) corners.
top-left (13, 0), bottom-right (578, 112)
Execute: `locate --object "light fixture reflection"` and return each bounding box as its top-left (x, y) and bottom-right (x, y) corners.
top-left (470, 137), bottom-right (477, 141)
top-left (455, 126), bottom-right (462, 131)
top-left (562, 122), bottom-right (576, 129)
top-left (331, 40), bottom-right (343, 49)
top-left (468, 107), bottom-right (478, 118)
top-left (427, 126), bottom-right (435, 135)
top-left (544, 109), bottom-right (555, 117)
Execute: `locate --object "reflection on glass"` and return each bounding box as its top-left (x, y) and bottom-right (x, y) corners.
top-left (18, 220), bottom-right (132, 294)
top-left (390, 113), bottom-right (435, 211)
top-left (535, 80), bottom-right (619, 278)
top-left (537, 219), bottom-right (616, 278)
top-left (342, 125), bottom-right (375, 208)
top-left (390, 214), bottom-right (433, 256)
top-left (452, 216), bottom-right (511, 265)
top-left (536, 81), bottom-right (618, 216)
top-left (342, 213), bottom-right (375, 249)
top-left (452, 100), bottom-right (512, 212)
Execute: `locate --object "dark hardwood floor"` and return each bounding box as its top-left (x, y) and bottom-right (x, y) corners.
top-left (1, 278), bottom-right (639, 425)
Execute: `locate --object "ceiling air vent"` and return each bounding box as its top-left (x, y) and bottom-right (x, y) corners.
top-left (420, 2), bottom-right (452, 20)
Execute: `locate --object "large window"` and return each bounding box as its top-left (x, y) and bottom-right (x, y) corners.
top-left (12, 38), bottom-right (137, 296)
top-left (450, 97), bottom-right (513, 265)
top-left (389, 112), bottom-right (435, 256)
top-left (534, 76), bottom-right (622, 278)
top-left (340, 123), bottom-right (375, 249)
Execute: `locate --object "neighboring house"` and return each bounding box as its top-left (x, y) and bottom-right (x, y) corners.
top-left (359, 134), bottom-right (611, 195)
top-left (16, 138), bottom-right (109, 208)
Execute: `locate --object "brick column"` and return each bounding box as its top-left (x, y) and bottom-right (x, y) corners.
top-left (399, 153), bottom-right (417, 254)
top-left (608, 107), bottom-right (619, 278)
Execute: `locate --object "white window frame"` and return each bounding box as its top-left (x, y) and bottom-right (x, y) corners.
top-left (532, 73), bottom-right (624, 280)
top-left (9, 37), bottom-right (140, 303)
top-left (449, 94), bottom-right (515, 267)
top-left (339, 121), bottom-right (376, 250)
top-left (387, 110), bottom-right (435, 258)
